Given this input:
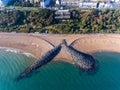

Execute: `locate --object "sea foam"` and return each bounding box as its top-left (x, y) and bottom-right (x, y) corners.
top-left (0, 47), bottom-right (35, 58)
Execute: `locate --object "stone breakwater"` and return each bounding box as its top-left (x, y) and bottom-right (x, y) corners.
top-left (0, 33), bottom-right (120, 63)
top-left (62, 39), bottom-right (95, 70)
top-left (17, 44), bottom-right (62, 80)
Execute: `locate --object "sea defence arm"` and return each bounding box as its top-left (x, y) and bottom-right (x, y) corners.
top-left (17, 44), bottom-right (62, 80)
top-left (62, 39), bottom-right (95, 70)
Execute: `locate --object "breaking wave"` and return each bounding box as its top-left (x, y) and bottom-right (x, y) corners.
top-left (0, 47), bottom-right (35, 57)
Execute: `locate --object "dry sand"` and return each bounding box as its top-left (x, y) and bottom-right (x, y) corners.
top-left (0, 33), bottom-right (120, 63)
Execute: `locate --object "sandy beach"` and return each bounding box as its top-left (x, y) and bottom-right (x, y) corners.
top-left (0, 33), bottom-right (120, 62)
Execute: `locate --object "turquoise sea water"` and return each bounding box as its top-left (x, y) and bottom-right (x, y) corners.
top-left (0, 49), bottom-right (120, 90)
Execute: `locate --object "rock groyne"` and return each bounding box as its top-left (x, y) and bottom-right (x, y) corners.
top-left (62, 39), bottom-right (95, 70)
top-left (17, 44), bottom-right (62, 80)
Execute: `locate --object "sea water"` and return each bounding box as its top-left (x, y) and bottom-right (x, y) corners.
top-left (0, 49), bottom-right (120, 90)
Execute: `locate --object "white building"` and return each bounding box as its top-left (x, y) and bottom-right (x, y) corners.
top-left (98, 2), bottom-right (113, 8)
top-left (79, 2), bottom-right (98, 8)
top-left (56, 0), bottom-right (60, 5)
top-left (0, 0), bottom-right (4, 7)
top-left (40, 0), bottom-right (46, 8)
top-left (54, 9), bottom-right (71, 19)
top-left (19, 0), bottom-right (41, 3)
top-left (98, 2), bottom-right (105, 8)
top-left (114, 0), bottom-right (120, 2)
top-left (112, 2), bottom-right (120, 8)
top-left (110, 0), bottom-right (120, 2)
top-left (61, 0), bottom-right (82, 7)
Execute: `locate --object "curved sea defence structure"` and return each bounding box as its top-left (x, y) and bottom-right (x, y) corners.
top-left (17, 44), bottom-right (61, 80)
top-left (62, 39), bottom-right (95, 70)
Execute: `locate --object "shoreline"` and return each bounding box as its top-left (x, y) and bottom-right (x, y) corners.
top-left (0, 47), bottom-right (35, 58)
top-left (0, 33), bottom-right (120, 63)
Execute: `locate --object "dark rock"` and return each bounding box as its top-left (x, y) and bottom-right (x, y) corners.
top-left (62, 39), bottom-right (95, 70)
top-left (17, 44), bottom-right (61, 80)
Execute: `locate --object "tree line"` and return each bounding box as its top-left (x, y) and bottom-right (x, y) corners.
top-left (0, 9), bottom-right (120, 33)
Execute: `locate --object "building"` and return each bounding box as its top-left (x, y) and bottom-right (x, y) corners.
top-left (0, 0), bottom-right (4, 7)
top-left (112, 0), bottom-right (120, 2)
top-left (19, 0), bottom-right (41, 3)
top-left (40, 0), bottom-right (45, 8)
top-left (61, 0), bottom-right (82, 7)
top-left (79, 2), bottom-right (98, 8)
top-left (56, 0), bottom-right (61, 5)
top-left (112, 2), bottom-right (120, 8)
top-left (54, 10), bottom-right (71, 19)
top-left (98, 2), bottom-right (108, 8)
top-left (79, 1), bottom-right (116, 9)
top-left (90, 0), bottom-right (109, 2)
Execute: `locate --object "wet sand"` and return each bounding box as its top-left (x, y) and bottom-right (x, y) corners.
top-left (0, 33), bottom-right (120, 63)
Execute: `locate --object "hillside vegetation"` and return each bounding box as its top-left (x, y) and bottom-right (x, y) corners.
top-left (0, 8), bottom-right (120, 33)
